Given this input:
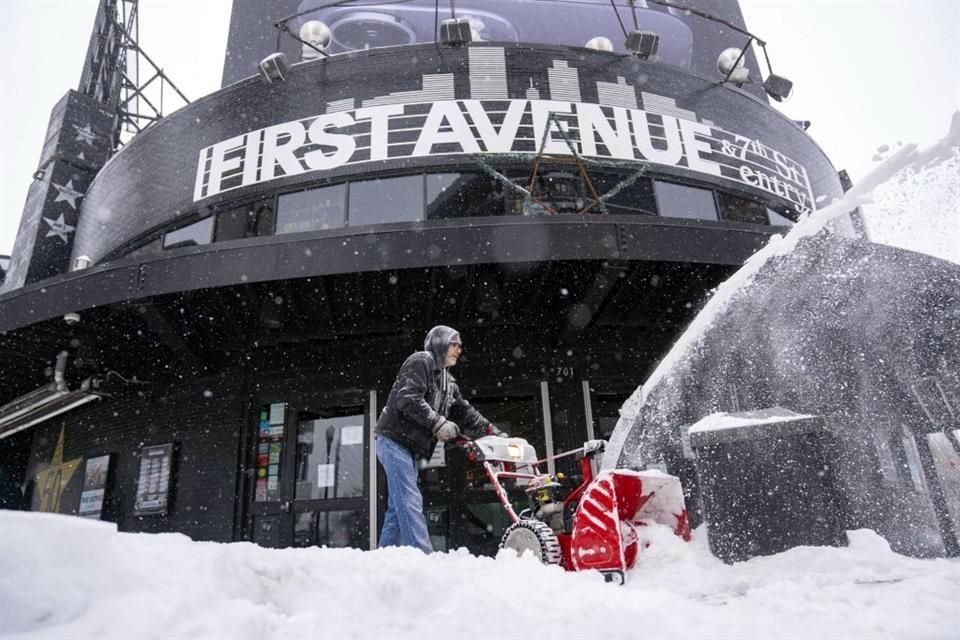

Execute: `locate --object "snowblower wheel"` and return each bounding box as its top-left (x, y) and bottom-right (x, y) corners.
top-left (499, 519), bottom-right (563, 565)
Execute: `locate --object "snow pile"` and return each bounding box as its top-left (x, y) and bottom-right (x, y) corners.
top-left (1, 511), bottom-right (958, 640)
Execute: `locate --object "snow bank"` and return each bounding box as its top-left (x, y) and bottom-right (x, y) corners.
top-left (1, 511), bottom-right (957, 639)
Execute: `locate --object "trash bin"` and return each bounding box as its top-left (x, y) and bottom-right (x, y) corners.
top-left (688, 407), bottom-right (847, 563)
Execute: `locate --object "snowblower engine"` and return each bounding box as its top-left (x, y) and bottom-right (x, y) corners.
top-left (456, 436), bottom-right (691, 584)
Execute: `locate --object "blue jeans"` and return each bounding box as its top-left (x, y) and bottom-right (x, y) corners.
top-left (376, 436), bottom-right (433, 554)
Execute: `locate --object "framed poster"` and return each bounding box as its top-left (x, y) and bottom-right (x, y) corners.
top-left (133, 443), bottom-right (175, 516)
top-left (78, 454), bottom-right (111, 519)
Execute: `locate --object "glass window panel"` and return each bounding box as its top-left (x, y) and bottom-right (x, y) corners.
top-left (215, 205), bottom-right (259, 241)
top-left (162, 216), bottom-right (214, 249)
top-left (293, 509), bottom-right (366, 549)
top-left (349, 176), bottom-right (423, 226)
top-left (295, 415), bottom-right (365, 500)
top-left (767, 207), bottom-right (796, 227)
top-left (426, 173), bottom-right (502, 219)
top-left (653, 181), bottom-right (718, 221)
top-left (503, 170), bottom-right (586, 216)
top-left (590, 173), bottom-right (657, 215)
top-left (126, 236), bottom-right (163, 258)
top-left (276, 184), bottom-right (346, 235)
top-left (255, 204), bottom-right (276, 236)
top-left (255, 404), bottom-right (285, 502)
top-left (716, 192), bottom-right (768, 224)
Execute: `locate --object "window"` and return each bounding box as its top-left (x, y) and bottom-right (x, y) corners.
top-left (276, 184), bottom-right (347, 235)
top-left (901, 433), bottom-right (928, 494)
top-left (293, 510), bottom-right (366, 549)
top-left (215, 205), bottom-right (259, 241)
top-left (294, 414), bottom-right (365, 500)
top-left (590, 173), bottom-right (657, 215)
top-left (911, 377), bottom-right (956, 427)
top-left (162, 216), bottom-right (214, 249)
top-left (717, 192), bottom-right (768, 224)
top-left (653, 181), bottom-right (718, 221)
top-left (767, 207), bottom-right (796, 227)
top-left (426, 173), bottom-right (501, 219)
top-left (126, 236), bottom-right (163, 258)
top-left (349, 176), bottom-right (423, 226)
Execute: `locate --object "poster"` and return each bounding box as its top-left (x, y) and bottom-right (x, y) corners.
top-left (340, 426), bottom-right (363, 446)
top-left (78, 454), bottom-right (111, 519)
top-left (269, 402), bottom-right (286, 425)
top-left (317, 463), bottom-right (335, 488)
top-left (133, 443), bottom-right (175, 516)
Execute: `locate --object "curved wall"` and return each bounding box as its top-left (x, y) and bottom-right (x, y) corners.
top-left (73, 43), bottom-right (842, 264)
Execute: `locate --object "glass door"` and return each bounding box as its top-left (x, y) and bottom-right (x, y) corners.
top-left (248, 400), bottom-right (370, 549)
top-left (291, 412), bottom-right (368, 548)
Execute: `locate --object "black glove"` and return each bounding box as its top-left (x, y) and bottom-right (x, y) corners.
top-left (433, 420), bottom-right (460, 442)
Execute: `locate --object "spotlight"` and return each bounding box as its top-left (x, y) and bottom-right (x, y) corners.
top-left (763, 73), bottom-right (794, 102)
top-left (73, 255), bottom-right (92, 271)
top-left (63, 312), bottom-right (81, 325)
top-left (440, 18), bottom-right (472, 46)
top-left (717, 47), bottom-right (750, 85)
top-left (299, 20), bottom-right (331, 60)
top-left (258, 52), bottom-right (289, 84)
top-left (585, 36), bottom-right (614, 52)
top-left (625, 30), bottom-right (659, 59)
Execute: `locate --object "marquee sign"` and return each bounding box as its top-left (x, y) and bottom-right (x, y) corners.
top-left (78, 46), bottom-right (839, 265)
top-left (194, 53), bottom-right (815, 215)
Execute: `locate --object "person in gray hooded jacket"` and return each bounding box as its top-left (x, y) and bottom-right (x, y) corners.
top-left (375, 325), bottom-right (504, 553)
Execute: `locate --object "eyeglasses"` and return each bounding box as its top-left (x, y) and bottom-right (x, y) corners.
top-left (450, 342), bottom-right (463, 351)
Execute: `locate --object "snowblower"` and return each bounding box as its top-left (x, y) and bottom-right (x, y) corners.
top-left (455, 436), bottom-right (691, 584)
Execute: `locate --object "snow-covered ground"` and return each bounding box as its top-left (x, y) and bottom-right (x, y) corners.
top-left (1, 511), bottom-right (958, 640)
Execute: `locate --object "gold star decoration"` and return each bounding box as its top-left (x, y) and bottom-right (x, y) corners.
top-left (34, 428), bottom-right (82, 513)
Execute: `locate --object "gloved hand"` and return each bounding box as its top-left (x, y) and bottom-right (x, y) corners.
top-left (433, 420), bottom-right (460, 442)
top-left (487, 424), bottom-right (509, 438)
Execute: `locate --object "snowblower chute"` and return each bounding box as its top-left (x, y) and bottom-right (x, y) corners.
top-left (570, 470), bottom-right (691, 578)
top-left (456, 436), bottom-right (690, 583)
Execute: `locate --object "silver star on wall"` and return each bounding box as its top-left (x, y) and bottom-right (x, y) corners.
top-left (43, 213), bottom-right (76, 242)
top-left (74, 124), bottom-right (97, 145)
top-left (52, 179), bottom-right (84, 209)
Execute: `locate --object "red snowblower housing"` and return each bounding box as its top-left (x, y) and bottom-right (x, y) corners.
top-left (456, 436), bottom-right (691, 584)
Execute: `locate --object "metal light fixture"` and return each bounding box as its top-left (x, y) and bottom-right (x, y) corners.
top-left (625, 30), bottom-right (659, 59)
top-left (299, 20), bottom-right (331, 60)
top-left (0, 351), bottom-right (102, 440)
top-left (585, 36), bottom-right (614, 52)
top-left (717, 47), bottom-right (751, 85)
top-left (440, 18), bottom-right (473, 46)
top-left (258, 52), bottom-right (289, 84)
top-left (763, 73), bottom-right (794, 102)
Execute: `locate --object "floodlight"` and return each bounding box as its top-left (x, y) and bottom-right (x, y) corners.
top-left (585, 36), bottom-right (614, 52)
top-left (299, 20), bottom-right (331, 60)
top-left (440, 18), bottom-right (473, 46)
top-left (625, 30), bottom-right (659, 59)
top-left (763, 73), bottom-right (794, 102)
top-left (258, 53), bottom-right (289, 84)
top-left (717, 47), bottom-right (750, 85)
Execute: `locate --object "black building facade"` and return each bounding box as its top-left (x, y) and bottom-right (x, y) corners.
top-left (1, 0), bottom-right (862, 553)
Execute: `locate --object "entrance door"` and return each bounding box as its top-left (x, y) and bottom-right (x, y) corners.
top-left (248, 401), bottom-right (371, 549)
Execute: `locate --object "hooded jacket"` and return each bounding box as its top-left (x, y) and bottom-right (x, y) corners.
top-left (376, 326), bottom-right (492, 458)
